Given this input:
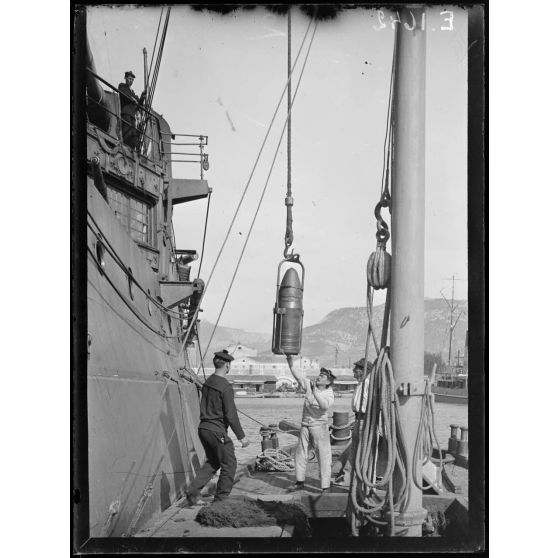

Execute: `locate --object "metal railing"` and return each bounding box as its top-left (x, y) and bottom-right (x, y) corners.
top-left (86, 68), bottom-right (210, 178)
top-left (160, 132), bottom-right (209, 179)
top-left (86, 96), bottom-right (162, 159)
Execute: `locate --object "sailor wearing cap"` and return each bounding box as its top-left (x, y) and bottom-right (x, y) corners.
top-left (334, 357), bottom-right (375, 486)
top-left (285, 355), bottom-right (336, 492)
top-left (117, 71), bottom-right (146, 148)
top-left (185, 349), bottom-right (250, 505)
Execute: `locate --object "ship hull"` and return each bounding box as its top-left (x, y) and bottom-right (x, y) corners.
top-left (432, 386), bottom-right (468, 405)
top-left (87, 183), bottom-right (204, 536)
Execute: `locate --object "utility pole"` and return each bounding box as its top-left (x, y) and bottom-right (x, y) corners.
top-left (334, 344), bottom-right (339, 367)
top-left (388, 7), bottom-right (427, 536)
top-left (441, 274), bottom-right (464, 373)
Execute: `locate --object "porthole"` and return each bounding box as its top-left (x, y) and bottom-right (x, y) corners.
top-left (95, 240), bottom-right (106, 270)
top-left (128, 267), bottom-right (134, 300)
top-left (147, 289), bottom-right (152, 316)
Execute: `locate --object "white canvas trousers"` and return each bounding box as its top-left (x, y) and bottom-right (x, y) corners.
top-left (295, 423), bottom-right (332, 489)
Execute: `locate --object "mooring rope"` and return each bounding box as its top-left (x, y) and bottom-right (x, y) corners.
top-left (255, 448), bottom-right (295, 472)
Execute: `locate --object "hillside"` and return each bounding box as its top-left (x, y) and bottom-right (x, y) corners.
top-left (196, 298), bottom-right (468, 367)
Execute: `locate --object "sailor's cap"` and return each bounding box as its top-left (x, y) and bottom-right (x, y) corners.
top-left (353, 358), bottom-right (374, 372)
top-left (125, 70), bottom-right (136, 78)
top-left (319, 367), bottom-right (336, 382)
top-left (214, 349), bottom-right (234, 362)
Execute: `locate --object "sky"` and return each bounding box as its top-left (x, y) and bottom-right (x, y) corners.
top-left (88, 5), bottom-right (468, 334)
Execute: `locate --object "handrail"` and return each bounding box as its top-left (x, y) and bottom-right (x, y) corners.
top-left (86, 67), bottom-right (155, 118)
top-left (86, 68), bottom-right (210, 177)
top-left (86, 96), bottom-right (160, 150)
top-left (160, 132), bottom-right (208, 143)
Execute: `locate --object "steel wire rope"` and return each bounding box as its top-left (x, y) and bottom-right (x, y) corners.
top-left (176, 16), bottom-right (316, 358)
top-left (284, 9), bottom-right (294, 257)
top-left (87, 214), bottom-right (184, 320)
top-left (139, 7), bottom-right (171, 150)
top-left (145, 8), bottom-right (170, 114)
top-left (137, 7), bottom-right (164, 148)
top-left (379, 25), bottom-right (398, 201)
top-left (147, 8), bottom-right (169, 111)
top-left (198, 21), bottom-right (319, 366)
top-left (146, 8), bottom-right (164, 96)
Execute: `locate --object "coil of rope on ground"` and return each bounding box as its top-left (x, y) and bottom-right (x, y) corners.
top-left (255, 448), bottom-right (296, 472)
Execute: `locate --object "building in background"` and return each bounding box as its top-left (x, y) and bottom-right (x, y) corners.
top-left (198, 344), bottom-right (358, 391)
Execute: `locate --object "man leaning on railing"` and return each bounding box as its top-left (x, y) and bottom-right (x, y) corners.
top-left (118, 70), bottom-right (146, 149)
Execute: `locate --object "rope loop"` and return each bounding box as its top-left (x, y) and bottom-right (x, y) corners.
top-left (255, 448), bottom-right (295, 472)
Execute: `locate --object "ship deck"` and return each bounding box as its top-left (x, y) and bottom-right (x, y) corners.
top-left (137, 442), bottom-right (469, 538)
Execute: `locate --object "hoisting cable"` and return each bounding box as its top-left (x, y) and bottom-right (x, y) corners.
top-left (199, 20), bottom-right (318, 366)
top-left (177, 16), bottom-right (316, 359)
top-left (284, 9), bottom-right (294, 259)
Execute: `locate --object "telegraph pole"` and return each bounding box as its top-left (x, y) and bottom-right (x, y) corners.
top-left (441, 274), bottom-right (464, 372)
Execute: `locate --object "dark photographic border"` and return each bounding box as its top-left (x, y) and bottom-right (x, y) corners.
top-left (71, 2), bottom-right (487, 554)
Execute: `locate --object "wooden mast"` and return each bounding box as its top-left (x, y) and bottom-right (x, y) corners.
top-left (389, 7), bottom-right (427, 536)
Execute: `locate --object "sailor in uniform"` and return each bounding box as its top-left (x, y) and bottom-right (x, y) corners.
top-left (185, 350), bottom-right (250, 505)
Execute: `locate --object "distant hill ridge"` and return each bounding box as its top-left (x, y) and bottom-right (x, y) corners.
top-left (196, 298), bottom-right (468, 367)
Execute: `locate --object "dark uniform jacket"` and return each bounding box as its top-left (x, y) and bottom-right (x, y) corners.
top-left (199, 374), bottom-right (245, 440)
top-left (118, 83), bottom-right (144, 117)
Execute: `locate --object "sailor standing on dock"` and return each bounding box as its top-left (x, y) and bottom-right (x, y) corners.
top-left (285, 355), bottom-right (336, 492)
top-left (185, 350), bottom-right (250, 505)
top-left (334, 358), bottom-right (374, 486)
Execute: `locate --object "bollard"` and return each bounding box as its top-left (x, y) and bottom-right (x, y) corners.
top-left (330, 411), bottom-right (352, 446)
top-left (448, 424), bottom-right (459, 456)
top-left (260, 427), bottom-right (273, 452)
top-left (269, 424), bottom-right (280, 449)
top-left (456, 426), bottom-right (469, 468)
